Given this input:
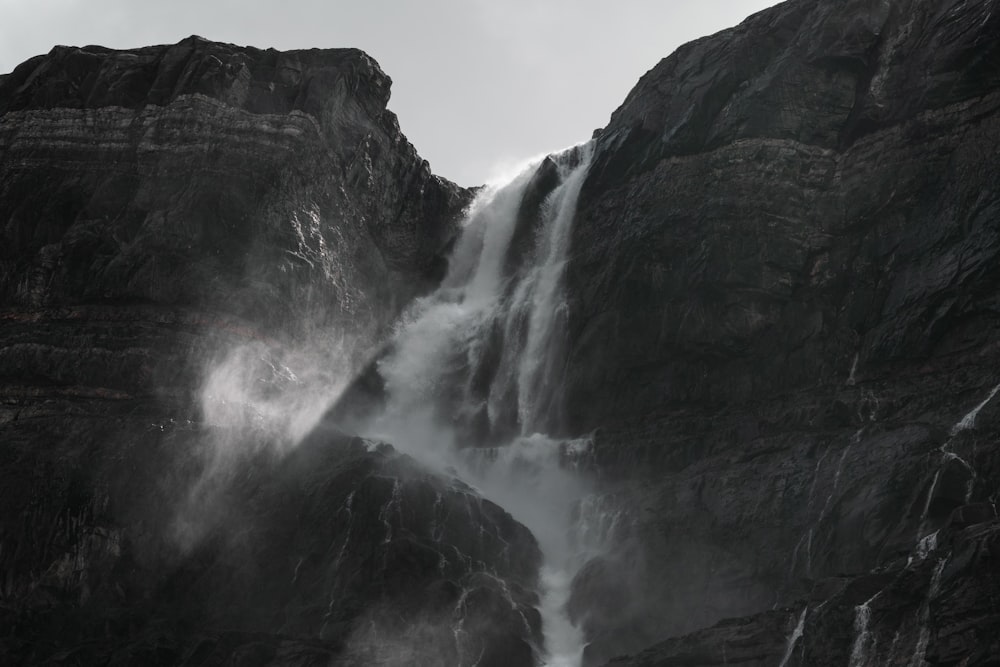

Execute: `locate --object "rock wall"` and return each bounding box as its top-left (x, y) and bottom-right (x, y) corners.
top-left (0, 37), bottom-right (538, 666)
top-left (4, 1), bottom-right (1000, 665)
top-left (0, 35), bottom-right (465, 329)
top-left (554, 0), bottom-right (1000, 664)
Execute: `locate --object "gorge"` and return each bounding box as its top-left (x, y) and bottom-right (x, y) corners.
top-left (2, 0), bottom-right (1000, 665)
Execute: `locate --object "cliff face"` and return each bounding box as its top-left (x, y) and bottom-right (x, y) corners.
top-left (0, 38), bottom-right (541, 666)
top-left (558, 0), bottom-right (1000, 664)
top-left (0, 36), bottom-right (464, 326)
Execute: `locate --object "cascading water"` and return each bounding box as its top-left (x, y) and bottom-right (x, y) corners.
top-left (362, 143), bottom-right (599, 665)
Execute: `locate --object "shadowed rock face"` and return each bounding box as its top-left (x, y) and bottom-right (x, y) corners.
top-left (0, 418), bottom-right (542, 665)
top-left (553, 0), bottom-right (1000, 664)
top-left (0, 35), bottom-right (466, 330)
top-left (0, 37), bottom-right (545, 667)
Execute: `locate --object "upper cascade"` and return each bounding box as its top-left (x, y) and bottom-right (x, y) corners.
top-left (360, 142), bottom-right (599, 666)
top-left (372, 142), bottom-right (594, 447)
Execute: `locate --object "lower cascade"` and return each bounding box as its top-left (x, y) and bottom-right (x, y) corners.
top-left (360, 143), bottom-right (600, 665)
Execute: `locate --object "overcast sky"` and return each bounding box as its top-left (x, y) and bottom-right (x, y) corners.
top-left (1, 0), bottom-right (778, 185)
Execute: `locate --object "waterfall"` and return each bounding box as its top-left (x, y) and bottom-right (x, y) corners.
top-left (363, 143), bottom-right (597, 666)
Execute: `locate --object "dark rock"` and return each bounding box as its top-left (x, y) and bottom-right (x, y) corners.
top-left (548, 0), bottom-right (1000, 660)
top-left (0, 415), bottom-right (542, 665)
top-left (602, 609), bottom-right (795, 667)
top-left (0, 36), bottom-right (469, 335)
top-left (947, 503), bottom-right (997, 529)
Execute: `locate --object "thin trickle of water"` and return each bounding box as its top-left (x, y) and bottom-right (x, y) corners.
top-left (909, 558), bottom-right (947, 667)
top-left (806, 448), bottom-right (830, 510)
top-left (777, 606), bottom-right (808, 667)
top-left (451, 586), bottom-right (473, 664)
top-left (378, 478), bottom-right (402, 544)
top-left (914, 383), bottom-right (996, 546)
top-left (364, 144), bottom-right (598, 666)
top-left (790, 431), bottom-right (859, 582)
top-left (950, 382), bottom-right (1000, 435)
top-left (846, 352), bottom-right (859, 386)
top-left (322, 491), bottom-right (358, 636)
top-left (788, 532), bottom-right (806, 581)
top-left (333, 491), bottom-right (356, 566)
top-left (915, 467), bottom-right (943, 542)
top-left (828, 430), bottom-right (860, 507)
top-left (805, 528), bottom-right (816, 578)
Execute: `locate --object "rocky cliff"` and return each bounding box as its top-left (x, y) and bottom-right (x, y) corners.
top-left (3, 0), bottom-right (1000, 666)
top-left (0, 37), bottom-right (538, 666)
top-left (0, 35), bottom-right (465, 326)
top-left (560, 0), bottom-right (1000, 664)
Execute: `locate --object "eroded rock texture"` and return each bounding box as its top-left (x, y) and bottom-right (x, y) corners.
top-left (0, 37), bottom-right (543, 666)
top-left (0, 35), bottom-right (464, 326)
top-left (4, 0), bottom-right (1000, 665)
top-left (555, 0), bottom-right (1000, 664)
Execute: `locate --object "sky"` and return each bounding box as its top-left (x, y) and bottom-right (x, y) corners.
top-left (0, 0), bottom-right (778, 186)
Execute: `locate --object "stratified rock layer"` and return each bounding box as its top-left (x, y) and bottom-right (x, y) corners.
top-left (0, 36), bottom-right (465, 328)
top-left (0, 37), bottom-right (545, 666)
top-left (551, 0), bottom-right (1000, 664)
top-left (4, 0), bottom-right (1000, 664)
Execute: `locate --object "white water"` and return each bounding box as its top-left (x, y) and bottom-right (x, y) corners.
top-left (363, 144), bottom-right (598, 665)
top-left (789, 430), bottom-right (859, 582)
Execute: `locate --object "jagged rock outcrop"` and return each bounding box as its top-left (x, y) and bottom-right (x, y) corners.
top-left (1, 425), bottom-right (542, 665)
top-left (0, 36), bottom-right (465, 327)
top-left (548, 0), bottom-right (1000, 664)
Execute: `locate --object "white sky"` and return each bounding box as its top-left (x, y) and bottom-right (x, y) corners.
top-left (0, 0), bottom-right (778, 185)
